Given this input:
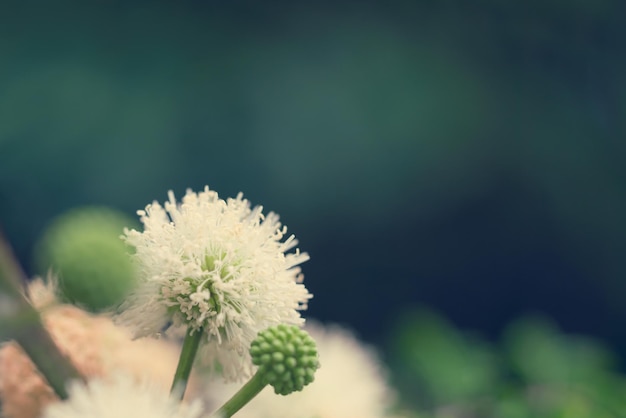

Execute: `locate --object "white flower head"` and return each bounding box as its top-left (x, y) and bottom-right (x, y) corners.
top-left (115, 186), bottom-right (312, 381)
top-left (43, 374), bottom-right (203, 418)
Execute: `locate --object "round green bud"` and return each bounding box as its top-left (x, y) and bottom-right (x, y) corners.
top-left (34, 207), bottom-right (137, 312)
top-left (250, 324), bottom-right (319, 395)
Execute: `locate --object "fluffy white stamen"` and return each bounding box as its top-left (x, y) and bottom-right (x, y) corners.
top-left (115, 186), bottom-right (312, 381)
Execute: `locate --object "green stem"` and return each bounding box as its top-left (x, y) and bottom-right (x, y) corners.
top-left (212, 371), bottom-right (267, 418)
top-left (0, 230), bottom-right (85, 399)
top-left (14, 324), bottom-right (84, 399)
top-left (170, 327), bottom-right (203, 399)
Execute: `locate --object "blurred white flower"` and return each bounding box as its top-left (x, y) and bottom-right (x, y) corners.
top-left (42, 374), bottom-right (203, 418)
top-left (207, 322), bottom-right (398, 418)
top-left (115, 186), bottom-right (311, 381)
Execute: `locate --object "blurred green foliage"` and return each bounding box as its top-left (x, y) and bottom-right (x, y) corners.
top-left (34, 207), bottom-right (138, 312)
top-left (390, 310), bottom-right (499, 408)
top-left (389, 310), bottom-right (626, 418)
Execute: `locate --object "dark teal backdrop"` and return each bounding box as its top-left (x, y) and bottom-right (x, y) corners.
top-left (1, 0), bottom-right (625, 356)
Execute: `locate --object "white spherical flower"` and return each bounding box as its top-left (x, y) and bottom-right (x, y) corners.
top-left (115, 186), bottom-right (311, 381)
top-left (43, 374), bottom-right (203, 418)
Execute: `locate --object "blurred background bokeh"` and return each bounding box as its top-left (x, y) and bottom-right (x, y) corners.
top-left (1, 0), bottom-right (626, 414)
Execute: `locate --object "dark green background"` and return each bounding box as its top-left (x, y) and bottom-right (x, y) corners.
top-left (1, 0), bottom-right (625, 356)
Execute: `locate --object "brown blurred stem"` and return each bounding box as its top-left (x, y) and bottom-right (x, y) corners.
top-left (0, 230), bottom-right (85, 399)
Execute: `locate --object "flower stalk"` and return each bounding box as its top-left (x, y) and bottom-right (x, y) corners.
top-left (212, 371), bottom-right (267, 418)
top-left (170, 327), bottom-right (203, 399)
top-left (0, 230), bottom-right (85, 399)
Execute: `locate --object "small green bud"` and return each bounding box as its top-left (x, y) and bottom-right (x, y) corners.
top-left (250, 324), bottom-right (319, 395)
top-left (34, 207), bottom-right (137, 312)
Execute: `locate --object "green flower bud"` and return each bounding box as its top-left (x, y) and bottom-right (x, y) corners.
top-left (250, 324), bottom-right (319, 395)
top-left (34, 207), bottom-right (137, 312)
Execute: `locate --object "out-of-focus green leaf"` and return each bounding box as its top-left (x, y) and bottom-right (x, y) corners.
top-left (504, 316), bottom-right (615, 385)
top-left (389, 309), bottom-right (500, 407)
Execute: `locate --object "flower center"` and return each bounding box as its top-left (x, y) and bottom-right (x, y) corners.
top-left (163, 251), bottom-right (243, 330)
